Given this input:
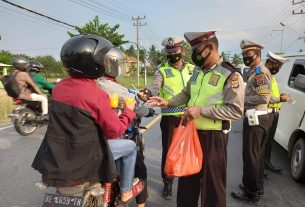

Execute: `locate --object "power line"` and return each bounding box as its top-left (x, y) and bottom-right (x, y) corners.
top-left (87, 0), bottom-right (131, 19)
top-left (0, 0), bottom-right (77, 29)
top-left (68, 0), bottom-right (131, 23)
top-left (0, 5), bottom-right (75, 31)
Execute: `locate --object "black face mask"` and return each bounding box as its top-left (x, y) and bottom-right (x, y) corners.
top-left (270, 68), bottom-right (279, 75)
top-left (243, 53), bottom-right (256, 66)
top-left (167, 53), bottom-right (182, 64)
top-left (191, 46), bottom-right (211, 67)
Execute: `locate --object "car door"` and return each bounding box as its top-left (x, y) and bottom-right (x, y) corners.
top-left (275, 58), bottom-right (305, 149)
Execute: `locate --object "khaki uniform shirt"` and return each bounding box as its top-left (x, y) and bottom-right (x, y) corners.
top-left (168, 58), bottom-right (244, 121)
top-left (244, 63), bottom-right (271, 111)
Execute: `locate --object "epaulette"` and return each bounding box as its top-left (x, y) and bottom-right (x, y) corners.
top-left (221, 61), bottom-right (239, 72)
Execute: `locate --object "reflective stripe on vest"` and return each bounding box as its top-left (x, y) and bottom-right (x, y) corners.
top-left (188, 67), bottom-right (231, 130)
top-left (159, 63), bottom-right (194, 116)
top-left (268, 76), bottom-right (282, 109)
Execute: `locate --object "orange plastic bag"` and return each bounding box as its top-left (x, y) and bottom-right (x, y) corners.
top-left (164, 118), bottom-right (203, 177)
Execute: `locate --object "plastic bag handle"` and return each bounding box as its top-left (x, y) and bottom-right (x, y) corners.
top-left (180, 117), bottom-right (189, 127)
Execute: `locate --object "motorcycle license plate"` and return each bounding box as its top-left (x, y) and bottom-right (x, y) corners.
top-left (42, 193), bottom-right (83, 207)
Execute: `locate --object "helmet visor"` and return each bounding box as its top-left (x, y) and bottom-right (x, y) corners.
top-left (103, 47), bottom-right (126, 78)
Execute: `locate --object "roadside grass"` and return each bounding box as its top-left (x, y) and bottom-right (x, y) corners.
top-left (116, 75), bottom-right (153, 89)
top-left (0, 91), bottom-right (13, 124)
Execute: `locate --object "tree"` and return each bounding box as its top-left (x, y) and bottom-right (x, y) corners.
top-left (221, 51), bottom-right (231, 62)
top-left (67, 16), bottom-right (128, 46)
top-left (232, 54), bottom-right (243, 66)
top-left (34, 56), bottom-right (66, 78)
top-left (125, 45), bottom-right (137, 57)
top-left (0, 51), bottom-right (13, 65)
top-left (182, 42), bottom-right (193, 64)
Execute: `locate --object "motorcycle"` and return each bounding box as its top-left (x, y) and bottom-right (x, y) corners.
top-left (8, 99), bottom-right (48, 136)
top-left (37, 106), bottom-right (156, 207)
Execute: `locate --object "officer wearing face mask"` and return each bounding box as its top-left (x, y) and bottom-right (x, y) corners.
top-left (231, 39), bottom-right (272, 205)
top-left (138, 37), bottom-right (195, 199)
top-left (264, 52), bottom-right (289, 173)
top-left (147, 31), bottom-right (244, 207)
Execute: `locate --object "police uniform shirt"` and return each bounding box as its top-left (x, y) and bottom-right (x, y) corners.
top-left (245, 63), bottom-right (272, 111)
top-left (169, 58), bottom-right (244, 121)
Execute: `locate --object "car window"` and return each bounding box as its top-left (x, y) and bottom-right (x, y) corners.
top-left (288, 59), bottom-right (305, 90)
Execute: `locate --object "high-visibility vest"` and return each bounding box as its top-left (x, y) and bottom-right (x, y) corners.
top-left (159, 62), bottom-right (194, 116)
top-left (268, 76), bottom-right (282, 109)
top-left (188, 66), bottom-right (232, 130)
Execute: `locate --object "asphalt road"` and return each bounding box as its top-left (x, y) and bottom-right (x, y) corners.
top-left (0, 117), bottom-right (305, 207)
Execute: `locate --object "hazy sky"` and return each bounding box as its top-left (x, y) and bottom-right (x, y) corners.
top-left (0, 0), bottom-right (304, 59)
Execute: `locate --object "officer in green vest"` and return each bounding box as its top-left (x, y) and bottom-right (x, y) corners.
top-left (148, 31), bottom-right (244, 207)
top-left (232, 39), bottom-right (272, 204)
top-left (138, 37), bottom-right (195, 199)
top-left (265, 51), bottom-right (290, 173)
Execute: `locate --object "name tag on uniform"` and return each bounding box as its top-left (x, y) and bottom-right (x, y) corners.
top-left (190, 70), bottom-right (200, 84)
top-left (208, 74), bottom-right (220, 86)
top-left (164, 68), bottom-right (174, 78)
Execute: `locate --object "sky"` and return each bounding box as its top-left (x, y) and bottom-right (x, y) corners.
top-left (0, 0), bottom-right (304, 60)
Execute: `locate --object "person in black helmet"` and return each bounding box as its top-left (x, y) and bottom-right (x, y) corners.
top-left (32, 34), bottom-right (144, 204)
top-left (29, 62), bottom-right (55, 96)
top-left (11, 57), bottom-right (48, 117)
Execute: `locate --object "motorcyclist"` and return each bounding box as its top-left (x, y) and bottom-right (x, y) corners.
top-left (29, 61), bottom-right (55, 96)
top-left (98, 63), bottom-right (154, 207)
top-left (11, 57), bottom-right (48, 118)
top-left (31, 34), bottom-right (143, 204)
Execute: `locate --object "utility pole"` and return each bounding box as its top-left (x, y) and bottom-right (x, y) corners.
top-left (292, 0), bottom-right (305, 15)
top-left (132, 16), bottom-right (146, 86)
top-left (272, 22), bottom-right (285, 53)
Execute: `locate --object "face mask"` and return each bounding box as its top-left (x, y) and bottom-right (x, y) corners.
top-left (167, 53), bottom-right (182, 64)
top-left (191, 46), bottom-right (211, 67)
top-left (243, 53), bottom-right (256, 66)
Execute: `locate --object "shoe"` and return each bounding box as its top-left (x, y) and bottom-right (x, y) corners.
top-left (231, 190), bottom-right (259, 205)
top-left (162, 183), bottom-right (172, 200)
top-left (239, 184), bottom-right (264, 197)
top-left (103, 182), bottom-right (113, 207)
top-left (264, 172), bottom-right (269, 179)
top-left (265, 160), bottom-right (282, 173)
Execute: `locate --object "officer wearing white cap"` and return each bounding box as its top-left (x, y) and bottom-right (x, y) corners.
top-left (148, 31), bottom-right (244, 207)
top-left (231, 39), bottom-right (272, 204)
top-left (138, 37), bottom-right (195, 199)
top-left (264, 52), bottom-right (290, 173)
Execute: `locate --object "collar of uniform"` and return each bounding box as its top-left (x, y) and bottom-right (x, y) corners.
top-left (167, 61), bottom-right (186, 70)
top-left (203, 57), bottom-right (223, 73)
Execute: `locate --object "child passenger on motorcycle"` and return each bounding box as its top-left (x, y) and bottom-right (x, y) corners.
top-left (98, 67), bottom-right (153, 207)
top-left (32, 34), bottom-right (143, 204)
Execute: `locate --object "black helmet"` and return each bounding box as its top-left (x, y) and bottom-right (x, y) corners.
top-left (60, 34), bottom-right (125, 78)
top-left (12, 57), bottom-right (30, 71)
top-left (29, 61), bottom-right (44, 72)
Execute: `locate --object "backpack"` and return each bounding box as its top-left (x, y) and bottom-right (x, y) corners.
top-left (1, 71), bottom-right (20, 98)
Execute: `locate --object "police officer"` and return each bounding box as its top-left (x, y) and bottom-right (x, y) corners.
top-left (265, 51), bottom-right (290, 173)
top-left (231, 39), bottom-right (272, 204)
top-left (138, 37), bottom-right (195, 199)
top-left (148, 31), bottom-right (244, 207)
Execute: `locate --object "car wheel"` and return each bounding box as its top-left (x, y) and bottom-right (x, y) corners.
top-left (290, 138), bottom-right (305, 183)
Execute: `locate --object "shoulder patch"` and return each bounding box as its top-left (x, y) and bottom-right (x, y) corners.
top-left (255, 73), bottom-right (265, 85)
top-left (230, 73), bottom-right (240, 88)
top-left (164, 68), bottom-right (174, 78)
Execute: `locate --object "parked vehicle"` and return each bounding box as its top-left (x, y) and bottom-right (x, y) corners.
top-left (274, 52), bottom-right (305, 182)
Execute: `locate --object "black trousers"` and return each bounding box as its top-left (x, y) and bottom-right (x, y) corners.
top-left (177, 130), bottom-right (228, 207)
top-left (265, 112), bottom-right (279, 160)
top-left (242, 114), bottom-right (271, 194)
top-left (135, 150), bottom-right (148, 204)
top-left (160, 116), bottom-right (181, 184)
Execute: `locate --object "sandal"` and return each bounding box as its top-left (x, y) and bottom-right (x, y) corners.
top-left (120, 179), bottom-right (144, 203)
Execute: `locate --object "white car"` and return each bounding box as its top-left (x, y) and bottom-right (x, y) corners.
top-left (274, 52), bottom-right (305, 182)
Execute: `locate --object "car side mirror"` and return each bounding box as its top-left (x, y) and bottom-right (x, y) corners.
top-left (294, 74), bottom-right (305, 91)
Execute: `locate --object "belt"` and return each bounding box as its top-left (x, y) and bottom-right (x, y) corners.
top-left (268, 108), bottom-right (280, 113)
top-left (245, 110), bottom-right (268, 117)
top-left (161, 107), bottom-right (186, 114)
